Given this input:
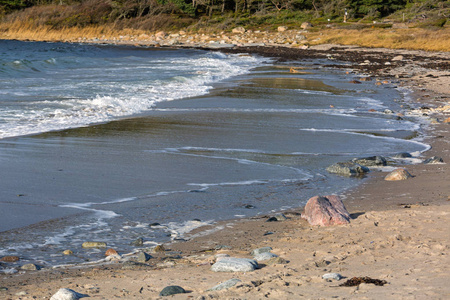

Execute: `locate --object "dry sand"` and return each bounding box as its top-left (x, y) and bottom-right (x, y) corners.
top-left (0, 45), bottom-right (449, 300)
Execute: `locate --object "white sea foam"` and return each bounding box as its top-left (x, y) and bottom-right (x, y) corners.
top-left (0, 51), bottom-right (263, 139)
top-left (165, 219), bottom-right (214, 240)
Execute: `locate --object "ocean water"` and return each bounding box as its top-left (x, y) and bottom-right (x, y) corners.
top-left (0, 40), bottom-right (428, 269)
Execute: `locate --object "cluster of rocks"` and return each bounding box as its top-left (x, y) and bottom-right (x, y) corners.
top-left (80, 24), bottom-right (315, 49)
top-left (325, 153), bottom-right (444, 181)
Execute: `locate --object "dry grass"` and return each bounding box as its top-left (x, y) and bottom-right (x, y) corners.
top-left (1, 19), bottom-right (449, 52)
top-left (306, 27), bottom-right (450, 52)
top-left (0, 20), bottom-right (150, 42)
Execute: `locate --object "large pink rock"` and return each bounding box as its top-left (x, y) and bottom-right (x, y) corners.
top-left (302, 195), bottom-right (351, 226)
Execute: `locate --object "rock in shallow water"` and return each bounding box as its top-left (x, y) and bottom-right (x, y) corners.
top-left (0, 256), bottom-right (19, 262)
top-left (81, 242), bottom-right (106, 248)
top-left (352, 156), bottom-right (387, 167)
top-left (326, 162), bottom-right (369, 176)
top-left (211, 258), bottom-right (258, 272)
top-left (393, 152), bottom-right (412, 158)
top-left (131, 237), bottom-right (144, 246)
top-left (105, 248), bottom-right (118, 257)
top-left (21, 263), bottom-right (40, 271)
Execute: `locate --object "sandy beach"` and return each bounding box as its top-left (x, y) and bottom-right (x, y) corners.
top-left (0, 42), bottom-right (449, 299)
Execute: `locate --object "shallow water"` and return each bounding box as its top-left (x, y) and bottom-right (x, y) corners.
top-left (0, 41), bottom-right (428, 269)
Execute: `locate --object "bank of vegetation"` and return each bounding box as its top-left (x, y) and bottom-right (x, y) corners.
top-left (0, 0), bottom-right (449, 50)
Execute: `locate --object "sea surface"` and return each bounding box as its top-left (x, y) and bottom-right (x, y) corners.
top-left (0, 40), bottom-right (429, 270)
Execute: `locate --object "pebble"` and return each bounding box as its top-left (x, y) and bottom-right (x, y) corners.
top-left (81, 242), bottom-right (107, 248)
top-left (207, 278), bottom-right (241, 291)
top-left (211, 258), bottom-right (258, 272)
top-left (159, 285), bottom-right (186, 296)
top-left (322, 273), bottom-right (343, 281)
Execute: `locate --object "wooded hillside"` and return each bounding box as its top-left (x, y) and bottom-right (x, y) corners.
top-left (0, 0), bottom-right (448, 31)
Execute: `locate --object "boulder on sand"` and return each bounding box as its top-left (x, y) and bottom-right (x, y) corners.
top-left (385, 168), bottom-right (413, 181)
top-left (211, 258), bottom-right (258, 272)
top-left (302, 195), bottom-right (351, 226)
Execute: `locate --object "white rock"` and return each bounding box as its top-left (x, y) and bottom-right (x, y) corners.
top-left (322, 273), bottom-right (343, 281)
top-left (254, 252), bottom-right (278, 262)
top-left (392, 55), bottom-right (404, 61)
top-left (50, 288), bottom-right (81, 300)
top-left (211, 258), bottom-right (258, 272)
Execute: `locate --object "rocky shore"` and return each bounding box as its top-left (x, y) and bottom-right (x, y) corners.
top-left (0, 39), bottom-right (449, 299)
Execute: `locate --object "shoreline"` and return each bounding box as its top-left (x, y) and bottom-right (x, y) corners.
top-left (0, 42), bottom-right (449, 299)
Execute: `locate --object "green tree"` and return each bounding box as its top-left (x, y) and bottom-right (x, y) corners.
top-left (346, 0), bottom-right (407, 18)
top-left (0, 0), bottom-right (32, 13)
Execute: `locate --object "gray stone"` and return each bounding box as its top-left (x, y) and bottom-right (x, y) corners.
top-left (254, 252), bottom-right (278, 262)
top-left (211, 258), bottom-right (258, 272)
top-left (207, 278), bottom-right (241, 291)
top-left (322, 272), bottom-right (343, 281)
top-left (251, 247), bottom-right (273, 256)
top-left (423, 156), bottom-right (444, 164)
top-left (393, 152), bottom-right (412, 158)
top-left (121, 261), bottom-right (147, 270)
top-left (136, 251), bottom-right (152, 263)
top-left (131, 237), bottom-right (143, 246)
top-left (352, 156), bottom-right (387, 167)
top-left (326, 162), bottom-right (370, 176)
top-left (81, 242), bottom-right (106, 248)
top-left (159, 285), bottom-right (186, 296)
top-left (266, 256), bottom-right (288, 265)
top-left (21, 263), bottom-right (41, 271)
top-left (50, 288), bottom-right (86, 300)
top-left (275, 213), bottom-right (287, 221)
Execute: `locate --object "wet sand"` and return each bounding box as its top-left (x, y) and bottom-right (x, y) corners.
top-left (0, 45), bottom-right (449, 299)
